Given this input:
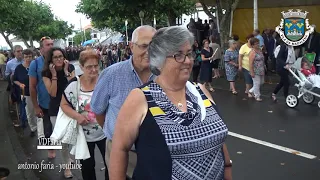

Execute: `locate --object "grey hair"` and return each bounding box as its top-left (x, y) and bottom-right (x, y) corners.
top-left (131, 25), bottom-right (156, 43)
top-left (13, 45), bottom-right (23, 52)
top-left (148, 26), bottom-right (194, 75)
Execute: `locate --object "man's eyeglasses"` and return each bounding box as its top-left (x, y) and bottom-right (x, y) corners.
top-left (134, 43), bottom-right (149, 51)
top-left (40, 36), bottom-right (51, 42)
top-left (168, 52), bottom-right (195, 63)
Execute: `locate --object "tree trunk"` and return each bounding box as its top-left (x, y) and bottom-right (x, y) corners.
top-left (29, 36), bottom-right (34, 48)
top-left (167, 10), bottom-right (177, 26)
top-left (199, 0), bottom-right (215, 20)
top-left (0, 32), bottom-right (13, 50)
top-left (22, 39), bottom-right (31, 48)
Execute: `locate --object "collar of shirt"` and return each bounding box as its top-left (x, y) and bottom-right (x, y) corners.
top-left (128, 56), bottom-right (156, 84)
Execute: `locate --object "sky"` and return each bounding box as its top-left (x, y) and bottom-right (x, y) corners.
top-left (0, 0), bottom-right (91, 47)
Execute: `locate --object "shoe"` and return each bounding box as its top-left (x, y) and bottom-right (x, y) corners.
top-left (30, 131), bottom-right (36, 137)
top-left (64, 169), bottom-right (73, 179)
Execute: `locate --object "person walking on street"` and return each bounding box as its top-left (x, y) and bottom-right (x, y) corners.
top-left (239, 34), bottom-right (254, 97)
top-left (13, 49), bottom-right (37, 137)
top-left (60, 50), bottom-right (108, 180)
top-left (109, 26), bottom-right (232, 180)
top-left (90, 25), bottom-right (156, 179)
top-left (248, 38), bottom-right (266, 102)
top-left (42, 47), bottom-right (75, 178)
top-left (224, 40), bottom-right (239, 94)
top-left (272, 40), bottom-right (291, 101)
top-left (29, 36), bottom-right (54, 158)
top-left (0, 50), bottom-right (6, 80)
top-left (199, 39), bottom-right (215, 92)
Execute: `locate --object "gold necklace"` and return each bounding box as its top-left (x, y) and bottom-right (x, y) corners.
top-left (157, 78), bottom-right (184, 109)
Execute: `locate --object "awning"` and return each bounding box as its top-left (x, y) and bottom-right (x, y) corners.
top-left (82, 39), bottom-right (95, 46)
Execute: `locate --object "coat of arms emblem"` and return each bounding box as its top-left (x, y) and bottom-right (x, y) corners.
top-left (275, 9), bottom-right (314, 46)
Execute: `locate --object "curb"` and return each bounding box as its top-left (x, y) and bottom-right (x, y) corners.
top-left (4, 92), bottom-right (38, 180)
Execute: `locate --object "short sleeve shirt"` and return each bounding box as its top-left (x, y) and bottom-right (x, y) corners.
top-left (28, 56), bottom-right (50, 109)
top-left (239, 44), bottom-right (252, 71)
top-left (64, 77), bottom-right (105, 142)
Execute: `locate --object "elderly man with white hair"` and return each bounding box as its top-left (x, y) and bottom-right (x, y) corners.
top-left (91, 25), bottom-right (156, 179)
top-left (109, 26), bottom-right (232, 180)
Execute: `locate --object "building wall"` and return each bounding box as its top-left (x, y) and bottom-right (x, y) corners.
top-left (232, 6), bottom-right (320, 42)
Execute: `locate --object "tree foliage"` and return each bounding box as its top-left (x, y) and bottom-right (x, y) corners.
top-left (73, 30), bottom-right (91, 45)
top-left (76, 0), bottom-right (196, 34)
top-left (0, 0), bottom-right (73, 49)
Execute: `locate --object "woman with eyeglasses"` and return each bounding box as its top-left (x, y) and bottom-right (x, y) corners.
top-left (60, 50), bottom-right (107, 180)
top-left (109, 26), bottom-right (231, 180)
top-left (42, 47), bottom-right (75, 178)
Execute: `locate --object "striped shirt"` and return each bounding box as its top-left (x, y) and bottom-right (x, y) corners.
top-left (90, 57), bottom-right (156, 139)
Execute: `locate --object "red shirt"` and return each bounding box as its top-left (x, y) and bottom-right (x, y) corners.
top-left (301, 65), bottom-right (316, 76)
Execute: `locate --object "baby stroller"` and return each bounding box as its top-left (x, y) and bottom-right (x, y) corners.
top-left (286, 54), bottom-right (320, 108)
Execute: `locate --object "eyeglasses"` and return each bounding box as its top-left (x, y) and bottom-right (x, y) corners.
top-left (84, 64), bottom-right (99, 70)
top-left (23, 55), bottom-right (33, 59)
top-left (167, 52), bottom-right (195, 63)
top-left (40, 36), bottom-right (51, 42)
top-left (53, 55), bottom-right (64, 61)
top-left (134, 43), bottom-right (149, 51)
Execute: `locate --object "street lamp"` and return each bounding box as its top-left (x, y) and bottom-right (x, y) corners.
top-left (139, 11), bottom-right (145, 26)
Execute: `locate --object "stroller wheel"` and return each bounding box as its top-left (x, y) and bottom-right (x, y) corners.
top-left (286, 95), bottom-right (299, 108)
top-left (302, 93), bottom-right (315, 104)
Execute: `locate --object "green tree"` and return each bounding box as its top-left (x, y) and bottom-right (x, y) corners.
top-left (0, 0), bottom-right (73, 49)
top-left (0, 0), bottom-right (24, 49)
top-left (76, 0), bottom-right (196, 33)
top-left (73, 30), bottom-right (91, 45)
top-left (199, 0), bottom-right (240, 51)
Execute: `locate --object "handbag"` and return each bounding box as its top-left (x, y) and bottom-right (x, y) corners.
top-left (61, 76), bottom-right (81, 145)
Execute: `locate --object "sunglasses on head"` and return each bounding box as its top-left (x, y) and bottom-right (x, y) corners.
top-left (40, 36), bottom-right (51, 42)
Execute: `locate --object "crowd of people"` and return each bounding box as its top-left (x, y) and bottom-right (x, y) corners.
top-left (0, 21), bottom-right (319, 180)
top-left (189, 25), bottom-right (320, 102)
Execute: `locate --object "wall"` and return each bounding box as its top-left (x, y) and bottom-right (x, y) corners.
top-left (232, 6), bottom-right (320, 42)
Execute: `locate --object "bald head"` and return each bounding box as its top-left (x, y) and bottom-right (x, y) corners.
top-left (131, 25), bottom-right (156, 43)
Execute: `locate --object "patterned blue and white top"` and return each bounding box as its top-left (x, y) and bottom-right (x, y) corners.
top-left (133, 81), bottom-right (229, 180)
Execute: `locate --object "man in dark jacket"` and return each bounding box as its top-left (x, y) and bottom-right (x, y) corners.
top-left (305, 25), bottom-right (320, 73)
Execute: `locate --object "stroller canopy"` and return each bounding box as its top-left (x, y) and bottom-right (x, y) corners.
top-left (292, 57), bottom-right (303, 71)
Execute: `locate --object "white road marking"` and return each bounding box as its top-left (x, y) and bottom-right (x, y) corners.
top-left (228, 131), bottom-right (317, 160)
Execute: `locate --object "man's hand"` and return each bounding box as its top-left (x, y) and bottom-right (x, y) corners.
top-left (35, 106), bottom-right (43, 118)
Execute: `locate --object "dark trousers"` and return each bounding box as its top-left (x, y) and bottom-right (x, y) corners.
top-left (80, 138), bottom-right (109, 180)
top-left (314, 53), bottom-right (319, 74)
top-left (273, 70), bottom-right (290, 98)
top-left (40, 106), bottom-right (52, 138)
top-left (192, 66), bottom-right (201, 83)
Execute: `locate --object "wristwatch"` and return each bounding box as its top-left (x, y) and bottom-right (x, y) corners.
top-left (225, 160), bottom-right (232, 167)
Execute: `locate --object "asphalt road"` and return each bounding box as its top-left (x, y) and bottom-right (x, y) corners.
top-left (212, 89), bottom-right (320, 180)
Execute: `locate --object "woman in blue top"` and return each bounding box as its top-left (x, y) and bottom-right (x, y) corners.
top-left (224, 40), bottom-right (239, 94)
top-left (13, 49), bottom-right (37, 136)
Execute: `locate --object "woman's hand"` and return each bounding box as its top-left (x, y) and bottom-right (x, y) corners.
top-left (75, 113), bottom-right (89, 125)
top-left (224, 167), bottom-right (232, 180)
top-left (19, 83), bottom-right (25, 89)
top-left (49, 63), bottom-right (57, 77)
top-left (250, 71), bottom-right (255, 78)
top-left (284, 64), bottom-right (291, 70)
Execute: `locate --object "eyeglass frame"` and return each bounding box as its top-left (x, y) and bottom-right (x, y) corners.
top-left (133, 43), bottom-right (149, 51)
top-left (166, 51), bottom-right (196, 63)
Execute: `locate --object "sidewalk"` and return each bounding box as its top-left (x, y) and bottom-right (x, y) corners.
top-left (0, 81), bottom-right (37, 180)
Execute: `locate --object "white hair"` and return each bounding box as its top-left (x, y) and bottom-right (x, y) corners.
top-left (148, 26), bottom-right (194, 75)
top-left (131, 25), bottom-right (156, 43)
